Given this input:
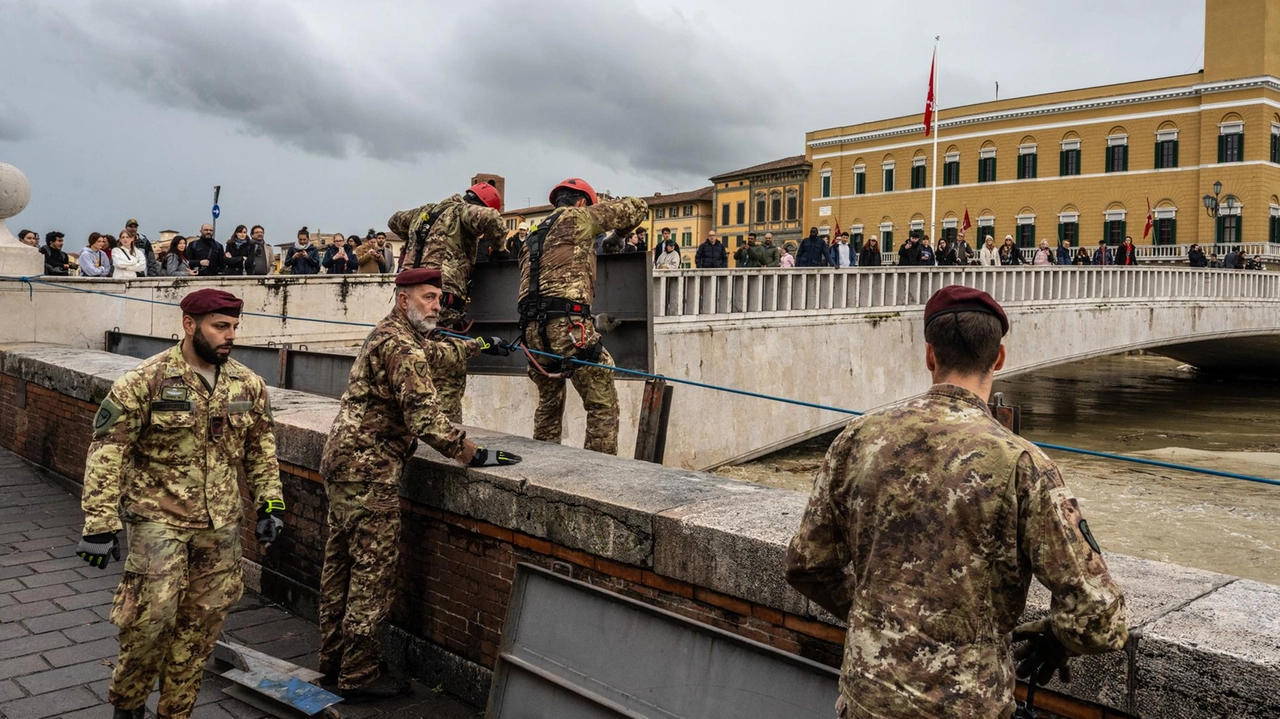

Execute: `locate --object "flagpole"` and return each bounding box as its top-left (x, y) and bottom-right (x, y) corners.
top-left (929, 36), bottom-right (941, 245)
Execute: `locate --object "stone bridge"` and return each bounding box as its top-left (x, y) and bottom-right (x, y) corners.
top-left (3, 266), bottom-right (1279, 470)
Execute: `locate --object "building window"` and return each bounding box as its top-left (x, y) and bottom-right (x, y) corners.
top-left (755, 193), bottom-right (766, 223)
top-left (1058, 215), bottom-right (1079, 245)
top-left (681, 230), bottom-right (692, 247)
top-left (879, 224), bottom-right (894, 252)
top-left (1060, 140), bottom-right (1081, 176)
top-left (786, 189), bottom-right (798, 221)
top-left (911, 159), bottom-right (926, 189)
top-left (1216, 212), bottom-right (1241, 244)
top-left (977, 149), bottom-right (996, 183)
top-left (683, 205), bottom-right (693, 217)
top-left (736, 202), bottom-right (745, 225)
top-left (854, 166), bottom-right (867, 195)
top-left (820, 171), bottom-right (832, 198)
top-left (1270, 207), bottom-right (1279, 243)
top-left (1016, 218), bottom-right (1035, 248)
top-left (1155, 130), bottom-right (1179, 169)
top-left (1017, 146), bottom-right (1037, 180)
top-left (882, 162), bottom-right (895, 192)
top-left (977, 219), bottom-right (995, 245)
top-left (721, 203), bottom-right (730, 226)
top-left (1271, 124), bottom-right (1280, 164)
top-left (851, 229), bottom-right (864, 248)
top-left (770, 191), bottom-right (781, 222)
top-left (1219, 123), bottom-right (1244, 163)
top-left (655, 208), bottom-right (665, 219)
top-left (1104, 211), bottom-right (1127, 246)
top-left (1105, 136), bottom-right (1128, 173)
top-left (1153, 217), bottom-right (1177, 245)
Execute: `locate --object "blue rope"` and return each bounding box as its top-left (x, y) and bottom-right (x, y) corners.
top-left (5, 274), bottom-right (1277, 487)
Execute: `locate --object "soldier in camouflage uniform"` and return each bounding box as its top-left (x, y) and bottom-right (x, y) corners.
top-left (785, 285), bottom-right (1127, 719)
top-left (387, 183), bottom-right (507, 423)
top-left (317, 268), bottom-right (521, 703)
top-left (75, 289), bottom-right (284, 719)
top-left (517, 177), bottom-right (648, 455)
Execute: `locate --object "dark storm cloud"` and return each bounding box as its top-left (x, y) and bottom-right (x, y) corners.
top-left (37, 0), bottom-right (459, 161)
top-left (444, 0), bottom-right (788, 176)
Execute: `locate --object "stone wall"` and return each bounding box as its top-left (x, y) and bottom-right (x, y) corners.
top-left (2, 342), bottom-right (1279, 717)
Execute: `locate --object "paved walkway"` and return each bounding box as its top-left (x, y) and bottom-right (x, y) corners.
top-left (0, 449), bottom-right (477, 719)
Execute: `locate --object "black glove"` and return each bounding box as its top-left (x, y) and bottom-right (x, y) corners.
top-left (474, 336), bottom-right (511, 357)
top-left (256, 499), bottom-right (285, 547)
top-left (1012, 619), bottom-right (1073, 686)
top-left (468, 447), bottom-right (523, 467)
top-left (76, 531), bottom-right (120, 570)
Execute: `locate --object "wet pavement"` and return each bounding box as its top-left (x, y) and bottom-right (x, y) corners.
top-left (0, 448), bottom-right (478, 719)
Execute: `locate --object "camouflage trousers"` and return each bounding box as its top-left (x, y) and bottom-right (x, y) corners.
top-left (108, 520), bottom-right (243, 719)
top-left (524, 316), bottom-right (619, 455)
top-left (432, 307), bottom-right (468, 423)
top-left (318, 481), bottom-right (401, 690)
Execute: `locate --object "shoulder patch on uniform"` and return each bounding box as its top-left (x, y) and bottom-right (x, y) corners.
top-left (92, 397), bottom-right (124, 438)
top-left (1078, 519), bottom-right (1102, 555)
top-left (414, 361), bottom-right (429, 377)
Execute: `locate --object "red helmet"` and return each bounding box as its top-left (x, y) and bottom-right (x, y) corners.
top-left (549, 177), bottom-right (597, 206)
top-left (467, 182), bottom-right (502, 212)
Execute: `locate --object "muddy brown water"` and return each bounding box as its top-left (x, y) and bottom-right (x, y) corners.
top-left (717, 354), bottom-right (1280, 586)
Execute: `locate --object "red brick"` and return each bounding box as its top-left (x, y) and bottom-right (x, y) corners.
top-left (639, 570), bottom-right (695, 599)
top-left (782, 613), bottom-right (846, 644)
top-left (512, 533), bottom-right (553, 555)
top-left (594, 557), bottom-right (644, 584)
top-left (694, 587), bottom-right (752, 617)
top-left (474, 521), bottom-right (513, 543)
top-left (751, 604), bottom-right (785, 626)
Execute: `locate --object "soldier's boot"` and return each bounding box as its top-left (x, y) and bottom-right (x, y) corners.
top-left (112, 706), bottom-right (145, 719)
top-left (340, 673), bottom-right (411, 704)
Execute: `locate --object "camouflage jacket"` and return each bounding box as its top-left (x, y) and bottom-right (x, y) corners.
top-left (518, 197), bottom-right (648, 306)
top-left (387, 195), bottom-right (506, 295)
top-left (785, 384), bottom-right (1127, 719)
top-left (320, 308), bottom-right (477, 483)
top-left (82, 344), bottom-right (282, 535)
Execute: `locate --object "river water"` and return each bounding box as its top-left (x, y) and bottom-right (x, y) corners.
top-left (717, 354), bottom-right (1280, 586)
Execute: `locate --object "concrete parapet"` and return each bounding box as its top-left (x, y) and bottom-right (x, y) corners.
top-left (1, 341), bottom-right (1278, 717)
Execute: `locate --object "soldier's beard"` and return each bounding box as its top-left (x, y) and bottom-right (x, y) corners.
top-left (405, 304), bottom-right (438, 335)
top-left (193, 327), bottom-right (232, 366)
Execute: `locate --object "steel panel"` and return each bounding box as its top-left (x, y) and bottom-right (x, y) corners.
top-left (487, 564), bottom-right (840, 719)
top-left (467, 252), bottom-right (654, 376)
top-left (284, 350), bottom-right (355, 399)
top-left (105, 332), bottom-right (283, 387)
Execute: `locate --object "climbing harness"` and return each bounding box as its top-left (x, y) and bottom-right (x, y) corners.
top-left (516, 211), bottom-right (606, 378)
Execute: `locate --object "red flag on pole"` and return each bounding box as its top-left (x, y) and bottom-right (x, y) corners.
top-left (833, 219), bottom-right (841, 244)
top-left (959, 208), bottom-right (972, 241)
top-left (924, 50), bottom-right (937, 137)
top-left (1143, 197), bottom-right (1154, 240)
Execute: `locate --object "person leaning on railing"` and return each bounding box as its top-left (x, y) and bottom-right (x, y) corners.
top-left (1187, 244), bottom-right (1208, 268)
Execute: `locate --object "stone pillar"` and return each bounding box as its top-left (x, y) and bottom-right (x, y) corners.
top-left (0, 162), bottom-right (42, 276)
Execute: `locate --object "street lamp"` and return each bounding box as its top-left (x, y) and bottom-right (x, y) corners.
top-left (1202, 181), bottom-right (1237, 218)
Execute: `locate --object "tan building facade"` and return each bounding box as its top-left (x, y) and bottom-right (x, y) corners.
top-left (806, 0), bottom-right (1280, 253)
top-left (710, 156), bottom-right (812, 262)
top-left (642, 187), bottom-right (714, 267)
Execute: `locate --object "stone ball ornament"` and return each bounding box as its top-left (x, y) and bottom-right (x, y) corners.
top-left (0, 162), bottom-right (34, 246)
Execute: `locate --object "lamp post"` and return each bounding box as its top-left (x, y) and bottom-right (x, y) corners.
top-left (1202, 180), bottom-right (1238, 218)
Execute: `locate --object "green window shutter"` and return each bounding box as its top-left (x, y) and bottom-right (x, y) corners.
top-left (1154, 142), bottom-right (1161, 169)
top-left (1105, 147), bottom-right (1113, 173)
top-left (1057, 222), bottom-right (1065, 242)
top-left (1104, 220), bottom-right (1111, 244)
top-left (1120, 220), bottom-right (1127, 242)
top-left (1169, 218), bottom-right (1177, 245)
top-left (991, 158), bottom-right (997, 182)
top-left (1173, 140), bottom-right (1179, 168)
top-left (1032, 153), bottom-right (1038, 178)
top-left (1218, 134), bottom-right (1226, 163)
top-left (1238, 134), bottom-right (1244, 162)
top-left (1059, 150), bottom-right (1066, 176)
top-left (1215, 216), bottom-right (1223, 243)
top-left (1122, 145), bottom-right (1129, 171)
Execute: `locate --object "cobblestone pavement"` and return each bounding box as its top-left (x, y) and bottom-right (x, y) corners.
top-left (0, 449), bottom-right (478, 719)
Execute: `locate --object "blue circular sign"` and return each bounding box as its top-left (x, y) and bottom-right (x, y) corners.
top-left (212, 204), bottom-right (221, 219)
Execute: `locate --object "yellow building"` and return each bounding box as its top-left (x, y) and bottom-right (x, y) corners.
top-left (641, 187), bottom-right (715, 267)
top-left (806, 0), bottom-right (1280, 252)
top-left (710, 156), bottom-right (812, 261)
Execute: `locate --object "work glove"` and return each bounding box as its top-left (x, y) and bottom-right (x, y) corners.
top-left (256, 499), bottom-right (286, 548)
top-left (468, 446), bottom-right (523, 467)
top-left (76, 531), bottom-right (120, 570)
top-left (594, 313), bottom-right (622, 334)
top-left (1012, 619), bottom-right (1074, 686)
top-left (474, 336), bottom-right (511, 357)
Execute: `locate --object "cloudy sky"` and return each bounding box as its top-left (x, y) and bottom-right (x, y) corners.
top-left (1, 0), bottom-right (1205, 246)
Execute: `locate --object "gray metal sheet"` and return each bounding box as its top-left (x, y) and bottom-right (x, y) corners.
top-left (467, 252), bottom-right (654, 376)
top-left (105, 332), bottom-right (285, 388)
top-left (487, 564), bottom-right (840, 719)
top-left (284, 350), bottom-right (355, 398)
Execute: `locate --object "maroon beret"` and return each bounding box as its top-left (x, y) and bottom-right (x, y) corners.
top-left (395, 268), bottom-right (443, 287)
top-left (179, 288), bottom-right (243, 317)
top-left (924, 285), bottom-right (1009, 336)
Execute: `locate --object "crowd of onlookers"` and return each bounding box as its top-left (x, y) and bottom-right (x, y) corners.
top-left (20, 220), bottom-right (405, 278)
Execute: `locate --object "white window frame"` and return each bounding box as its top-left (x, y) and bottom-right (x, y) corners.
top-left (1156, 129), bottom-right (1179, 142)
top-left (850, 224), bottom-right (864, 234)
top-left (1220, 203), bottom-right (1242, 217)
top-left (1016, 215), bottom-right (1036, 226)
top-left (1270, 205), bottom-right (1280, 218)
top-left (1104, 209), bottom-right (1128, 222)
top-left (879, 222), bottom-right (894, 233)
top-left (881, 160), bottom-right (896, 170)
top-left (820, 168), bottom-right (832, 198)
top-left (912, 157), bottom-right (927, 167)
top-left (1220, 121), bottom-right (1244, 135)
top-left (909, 219), bottom-right (925, 232)
top-left (944, 152), bottom-right (960, 162)
top-left (1058, 212), bottom-right (1080, 223)
top-left (942, 218), bottom-right (959, 229)
top-left (1061, 139), bottom-right (1081, 151)
top-left (1018, 144), bottom-right (1037, 155)
top-left (1107, 134), bottom-right (1129, 147)
top-left (979, 148), bottom-right (996, 159)
top-left (1153, 207), bottom-right (1177, 220)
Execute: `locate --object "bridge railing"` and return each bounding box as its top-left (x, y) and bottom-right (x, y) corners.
top-left (653, 266), bottom-right (1280, 318)
top-left (866, 241), bottom-right (1280, 266)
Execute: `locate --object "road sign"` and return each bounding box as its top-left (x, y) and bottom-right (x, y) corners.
top-left (212, 204), bottom-right (221, 219)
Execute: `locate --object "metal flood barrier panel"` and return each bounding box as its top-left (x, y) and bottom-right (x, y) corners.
top-left (486, 564), bottom-right (840, 719)
top-left (467, 251), bottom-right (654, 376)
